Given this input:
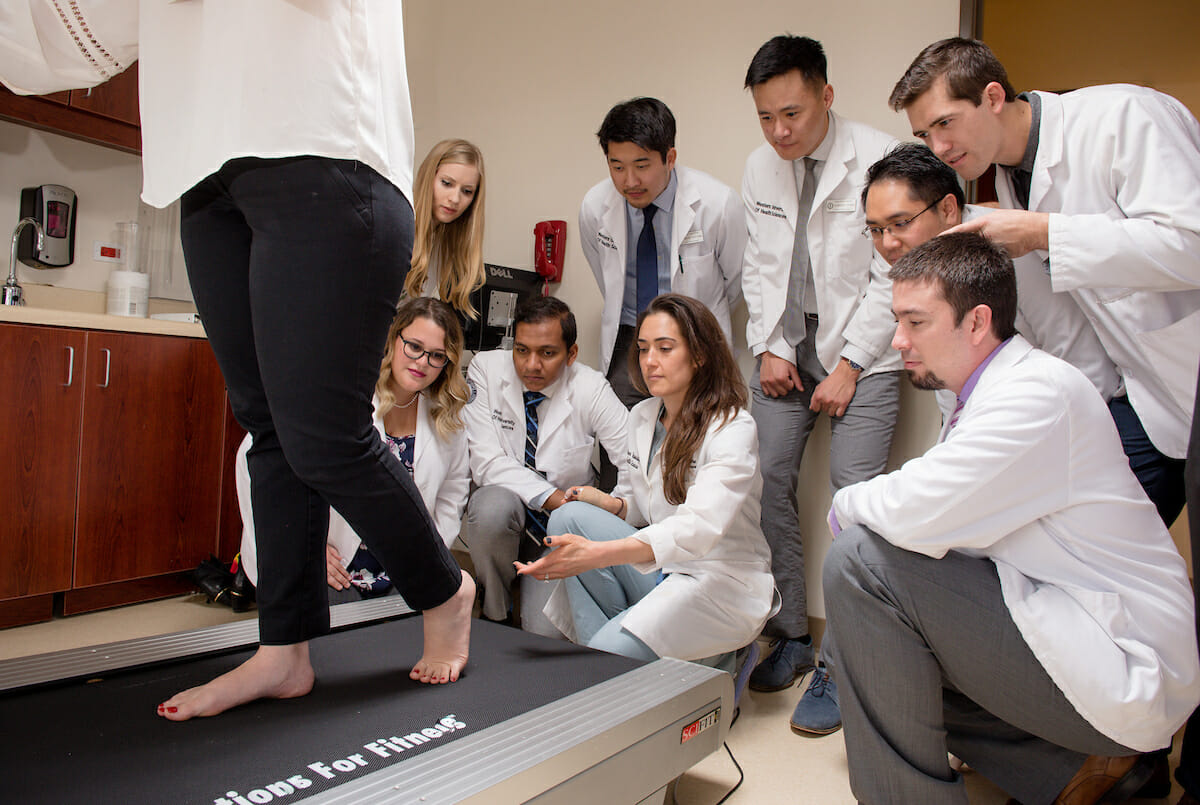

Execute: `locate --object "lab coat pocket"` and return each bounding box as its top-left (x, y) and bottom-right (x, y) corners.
top-left (677, 250), bottom-right (719, 295)
top-left (557, 441), bottom-right (597, 484)
top-left (1135, 308), bottom-right (1200, 415)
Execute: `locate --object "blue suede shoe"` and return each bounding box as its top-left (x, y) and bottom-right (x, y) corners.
top-left (790, 663), bottom-right (841, 735)
top-left (749, 637), bottom-right (815, 692)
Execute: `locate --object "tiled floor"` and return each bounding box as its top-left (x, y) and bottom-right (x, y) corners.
top-left (0, 597), bottom-right (1185, 804)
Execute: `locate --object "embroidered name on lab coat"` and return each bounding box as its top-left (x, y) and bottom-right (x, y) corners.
top-left (681, 229), bottom-right (704, 246)
top-left (825, 199), bottom-right (856, 213)
top-left (491, 410), bottom-right (515, 430)
top-left (753, 200), bottom-right (787, 220)
top-left (596, 232), bottom-right (618, 251)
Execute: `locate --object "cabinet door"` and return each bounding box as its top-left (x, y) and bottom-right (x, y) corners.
top-left (68, 62), bottom-right (139, 126)
top-left (0, 324), bottom-right (84, 600)
top-left (0, 63), bottom-right (140, 154)
top-left (74, 332), bottom-right (226, 586)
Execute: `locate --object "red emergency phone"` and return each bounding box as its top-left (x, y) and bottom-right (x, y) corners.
top-left (534, 220), bottom-right (566, 282)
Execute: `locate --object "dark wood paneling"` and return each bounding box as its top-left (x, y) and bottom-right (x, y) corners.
top-left (0, 324), bottom-right (84, 600)
top-left (61, 573), bottom-right (195, 615)
top-left (74, 332), bottom-right (225, 586)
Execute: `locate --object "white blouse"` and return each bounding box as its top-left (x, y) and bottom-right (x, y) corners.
top-left (0, 0), bottom-right (415, 208)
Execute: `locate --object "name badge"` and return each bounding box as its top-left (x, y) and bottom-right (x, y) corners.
top-left (680, 229), bottom-right (704, 246)
top-left (826, 199), bottom-right (856, 213)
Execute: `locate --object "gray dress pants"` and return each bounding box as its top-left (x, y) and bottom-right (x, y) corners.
top-left (823, 526), bottom-right (1135, 805)
top-left (751, 327), bottom-right (900, 639)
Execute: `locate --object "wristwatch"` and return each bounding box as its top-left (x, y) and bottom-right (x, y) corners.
top-left (841, 356), bottom-right (864, 372)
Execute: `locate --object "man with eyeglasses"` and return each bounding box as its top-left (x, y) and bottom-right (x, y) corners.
top-left (739, 34), bottom-right (903, 735)
top-left (461, 296), bottom-right (629, 631)
top-left (863, 143), bottom-right (1119, 405)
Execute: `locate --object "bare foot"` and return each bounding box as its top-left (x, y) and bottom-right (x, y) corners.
top-left (157, 643), bottom-right (314, 721)
top-left (411, 571), bottom-right (475, 684)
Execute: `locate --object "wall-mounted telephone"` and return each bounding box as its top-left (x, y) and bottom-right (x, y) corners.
top-left (534, 220), bottom-right (566, 282)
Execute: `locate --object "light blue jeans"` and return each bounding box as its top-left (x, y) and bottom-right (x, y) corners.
top-left (548, 501), bottom-right (735, 673)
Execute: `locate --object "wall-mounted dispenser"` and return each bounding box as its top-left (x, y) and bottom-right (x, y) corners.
top-left (18, 184), bottom-right (77, 268)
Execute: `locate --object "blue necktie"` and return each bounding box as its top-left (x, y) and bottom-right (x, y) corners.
top-left (636, 204), bottom-right (659, 313)
top-left (523, 390), bottom-right (549, 541)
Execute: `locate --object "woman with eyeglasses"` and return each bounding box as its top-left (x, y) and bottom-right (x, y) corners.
top-left (238, 296), bottom-right (471, 606)
top-left (405, 139), bottom-right (487, 319)
top-left (516, 294), bottom-right (778, 670)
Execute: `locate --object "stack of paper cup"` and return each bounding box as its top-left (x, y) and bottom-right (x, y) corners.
top-left (107, 269), bottom-right (150, 318)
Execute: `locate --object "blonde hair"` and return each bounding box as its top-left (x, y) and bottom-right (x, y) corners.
top-left (377, 297), bottom-right (469, 439)
top-left (406, 139), bottom-right (487, 319)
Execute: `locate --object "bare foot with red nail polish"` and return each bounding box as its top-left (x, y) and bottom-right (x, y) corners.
top-left (411, 571), bottom-right (474, 684)
top-left (157, 643), bottom-right (314, 721)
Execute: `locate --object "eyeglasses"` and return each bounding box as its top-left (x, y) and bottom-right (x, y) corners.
top-left (400, 336), bottom-right (449, 368)
top-left (862, 199), bottom-right (939, 239)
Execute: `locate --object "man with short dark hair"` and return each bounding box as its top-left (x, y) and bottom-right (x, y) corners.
top-left (825, 232), bottom-right (1199, 805)
top-left (739, 35), bottom-right (901, 733)
top-left (579, 97), bottom-right (745, 407)
top-left (891, 36), bottom-right (1200, 527)
top-left (862, 142), bottom-right (1119, 403)
top-left (461, 296), bottom-right (628, 630)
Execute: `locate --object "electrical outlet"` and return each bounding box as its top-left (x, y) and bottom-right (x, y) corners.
top-left (94, 241), bottom-right (122, 263)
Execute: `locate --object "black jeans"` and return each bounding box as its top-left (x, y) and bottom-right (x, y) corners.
top-left (1108, 394), bottom-right (1187, 526)
top-left (181, 156), bottom-right (461, 645)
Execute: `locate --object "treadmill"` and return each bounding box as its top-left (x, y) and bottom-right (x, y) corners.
top-left (0, 597), bottom-right (732, 804)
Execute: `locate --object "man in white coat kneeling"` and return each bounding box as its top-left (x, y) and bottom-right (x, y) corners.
top-left (823, 233), bottom-right (1200, 805)
top-left (461, 296), bottom-right (629, 630)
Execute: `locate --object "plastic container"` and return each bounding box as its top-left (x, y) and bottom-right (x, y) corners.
top-left (107, 269), bottom-right (150, 318)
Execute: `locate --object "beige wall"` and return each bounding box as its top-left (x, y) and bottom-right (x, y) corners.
top-left (405, 0), bottom-right (960, 620)
top-left (0, 120), bottom-right (143, 294)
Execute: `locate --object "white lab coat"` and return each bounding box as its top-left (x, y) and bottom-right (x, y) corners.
top-left (579, 166), bottom-right (747, 372)
top-left (995, 85), bottom-right (1200, 457)
top-left (237, 394), bottom-right (470, 584)
top-left (741, 113), bottom-right (901, 375)
top-left (965, 205), bottom-right (1120, 401)
top-left (548, 402), bottom-right (778, 660)
top-left (833, 336), bottom-right (1200, 752)
top-left (463, 350), bottom-right (629, 503)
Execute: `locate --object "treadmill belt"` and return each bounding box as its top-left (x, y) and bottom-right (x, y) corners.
top-left (0, 617), bottom-right (644, 804)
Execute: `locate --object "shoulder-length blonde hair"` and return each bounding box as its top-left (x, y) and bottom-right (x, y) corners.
top-left (377, 296), bottom-right (470, 439)
top-left (628, 293), bottom-right (747, 505)
top-left (405, 139), bottom-right (487, 319)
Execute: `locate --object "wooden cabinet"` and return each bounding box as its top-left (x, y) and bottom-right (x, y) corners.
top-left (0, 63), bottom-right (140, 153)
top-left (0, 325), bottom-right (85, 606)
top-left (0, 323), bottom-right (233, 626)
top-left (72, 330), bottom-right (226, 587)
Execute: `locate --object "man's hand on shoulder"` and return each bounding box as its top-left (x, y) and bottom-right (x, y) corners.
top-left (944, 210), bottom-right (1049, 258)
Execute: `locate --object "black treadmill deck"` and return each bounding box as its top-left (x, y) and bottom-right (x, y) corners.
top-left (0, 616), bottom-right (644, 804)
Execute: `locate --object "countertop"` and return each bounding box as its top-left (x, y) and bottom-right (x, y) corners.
top-left (0, 304), bottom-right (207, 338)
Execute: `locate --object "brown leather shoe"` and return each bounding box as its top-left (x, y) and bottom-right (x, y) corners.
top-left (1052, 754), bottom-right (1155, 804)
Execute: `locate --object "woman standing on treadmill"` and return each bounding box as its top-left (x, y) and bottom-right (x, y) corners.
top-left (0, 1), bottom-right (476, 719)
top-left (516, 294), bottom-right (778, 668)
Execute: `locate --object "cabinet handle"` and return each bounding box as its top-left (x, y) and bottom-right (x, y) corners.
top-left (63, 346), bottom-right (74, 387)
top-left (99, 348), bottom-right (111, 388)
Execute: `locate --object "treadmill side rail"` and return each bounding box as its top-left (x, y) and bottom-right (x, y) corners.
top-left (296, 658), bottom-right (733, 805)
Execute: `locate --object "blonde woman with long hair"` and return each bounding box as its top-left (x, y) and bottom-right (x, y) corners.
top-left (238, 296), bottom-right (471, 603)
top-left (406, 139), bottom-right (487, 318)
